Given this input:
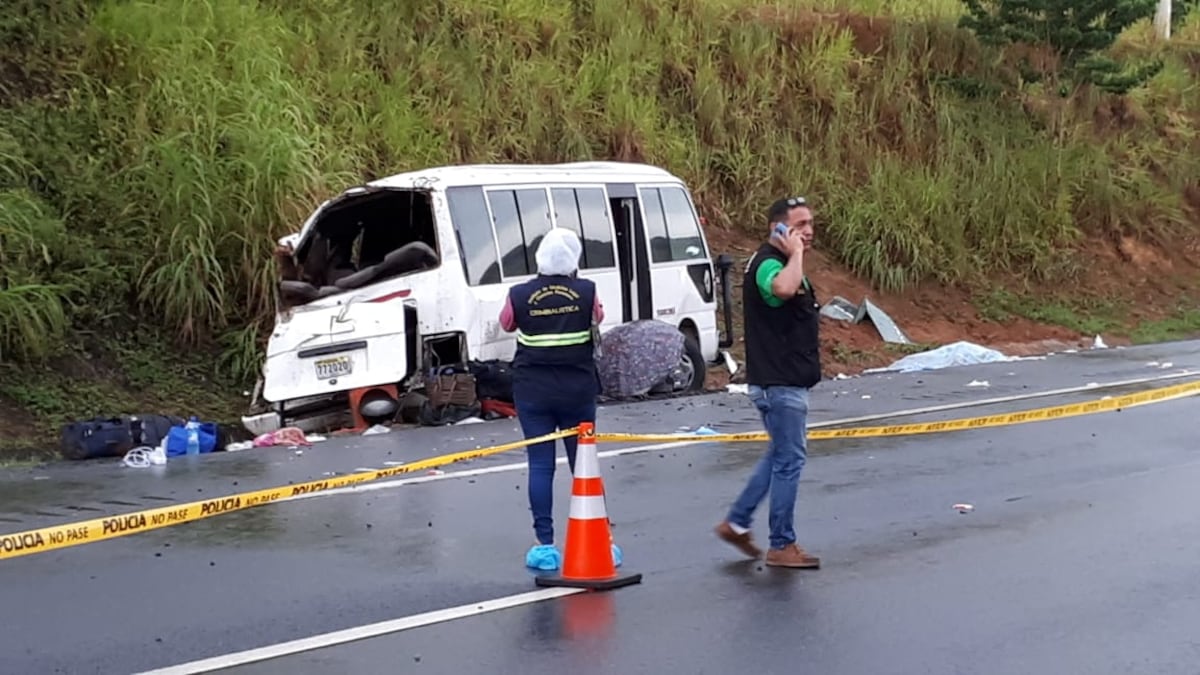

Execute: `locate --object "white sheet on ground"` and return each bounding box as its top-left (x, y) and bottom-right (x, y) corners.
top-left (868, 341), bottom-right (1015, 373)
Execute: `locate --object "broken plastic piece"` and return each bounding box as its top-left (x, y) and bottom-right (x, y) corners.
top-left (819, 296), bottom-right (860, 322)
top-left (953, 503), bottom-right (974, 513)
top-left (861, 297), bottom-right (911, 344)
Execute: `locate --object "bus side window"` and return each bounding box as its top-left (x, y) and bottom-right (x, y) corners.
top-left (641, 188), bottom-right (672, 263)
top-left (446, 186), bottom-right (501, 285)
top-left (659, 186), bottom-right (707, 261)
top-left (551, 187), bottom-right (616, 270)
top-left (489, 188), bottom-right (553, 278)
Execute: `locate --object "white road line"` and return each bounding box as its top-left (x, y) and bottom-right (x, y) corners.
top-left (133, 587), bottom-right (584, 675)
top-left (284, 370), bottom-right (1197, 504)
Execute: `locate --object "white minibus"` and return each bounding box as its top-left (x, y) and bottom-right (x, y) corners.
top-left (242, 161), bottom-right (736, 433)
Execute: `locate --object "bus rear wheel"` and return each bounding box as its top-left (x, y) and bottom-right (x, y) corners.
top-left (676, 333), bottom-right (706, 392)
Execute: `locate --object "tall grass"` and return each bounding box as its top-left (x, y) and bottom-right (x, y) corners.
top-left (1, 0), bottom-right (1198, 379)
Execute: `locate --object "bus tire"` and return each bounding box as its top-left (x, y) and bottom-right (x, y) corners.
top-left (680, 334), bottom-right (706, 391)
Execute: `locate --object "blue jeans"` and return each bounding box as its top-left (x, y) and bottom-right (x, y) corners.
top-left (727, 385), bottom-right (810, 549)
top-left (515, 396), bottom-right (597, 546)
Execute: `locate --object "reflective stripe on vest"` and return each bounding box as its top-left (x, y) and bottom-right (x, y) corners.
top-left (516, 329), bottom-right (592, 347)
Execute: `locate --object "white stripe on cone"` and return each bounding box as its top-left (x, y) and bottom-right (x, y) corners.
top-left (567, 495), bottom-right (608, 520)
top-left (575, 440), bottom-right (601, 478)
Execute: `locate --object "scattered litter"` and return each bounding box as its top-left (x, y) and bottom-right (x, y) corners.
top-left (1092, 335), bottom-right (1108, 349)
top-left (322, 471), bottom-right (336, 477)
top-left (122, 445), bottom-right (166, 468)
top-left (253, 427), bottom-right (311, 447)
top-left (965, 380), bottom-right (989, 388)
top-left (692, 425), bottom-right (718, 436)
top-left (225, 441), bottom-right (254, 452)
top-left (726, 383), bottom-right (749, 395)
top-left (305, 434), bottom-right (327, 443)
top-left (1161, 362), bottom-right (1174, 369)
top-left (362, 424), bottom-right (391, 436)
top-left (1147, 361), bottom-right (1160, 367)
top-left (861, 394), bottom-right (872, 399)
top-left (453, 417), bottom-right (485, 425)
top-left (294, 450), bottom-right (304, 456)
top-left (1101, 396), bottom-right (1113, 401)
top-left (722, 350), bottom-right (739, 376)
top-left (835, 373), bottom-right (851, 380)
top-left (953, 503), bottom-right (974, 514)
top-left (868, 341), bottom-right (1014, 373)
top-left (1085, 382), bottom-right (1100, 388)
top-left (384, 461), bottom-right (406, 466)
top-left (427, 469), bottom-right (444, 476)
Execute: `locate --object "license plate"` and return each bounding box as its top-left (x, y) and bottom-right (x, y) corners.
top-left (314, 356), bottom-right (352, 379)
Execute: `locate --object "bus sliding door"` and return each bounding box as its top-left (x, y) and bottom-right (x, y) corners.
top-left (606, 183), bottom-right (653, 323)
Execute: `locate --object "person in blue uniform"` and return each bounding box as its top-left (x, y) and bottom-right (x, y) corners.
top-left (498, 227), bottom-right (605, 569)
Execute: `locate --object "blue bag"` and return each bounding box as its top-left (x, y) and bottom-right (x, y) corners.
top-left (164, 421), bottom-right (219, 456)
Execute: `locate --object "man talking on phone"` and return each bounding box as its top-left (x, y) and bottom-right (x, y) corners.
top-left (714, 196), bottom-right (822, 568)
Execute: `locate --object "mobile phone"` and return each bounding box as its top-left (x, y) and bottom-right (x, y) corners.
top-left (773, 222), bottom-right (789, 238)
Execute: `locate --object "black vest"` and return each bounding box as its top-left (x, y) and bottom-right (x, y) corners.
top-left (509, 275), bottom-right (598, 398)
top-left (742, 243), bottom-right (822, 388)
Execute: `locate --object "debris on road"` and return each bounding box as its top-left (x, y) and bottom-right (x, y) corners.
top-left (254, 427), bottom-right (312, 447)
top-left (818, 295), bottom-right (912, 344)
top-left (953, 503), bottom-right (974, 514)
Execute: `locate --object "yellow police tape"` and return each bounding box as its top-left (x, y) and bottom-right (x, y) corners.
top-left (0, 428), bottom-right (577, 561)
top-left (1, 379), bottom-right (1196, 561)
top-left (593, 379), bottom-right (1200, 444)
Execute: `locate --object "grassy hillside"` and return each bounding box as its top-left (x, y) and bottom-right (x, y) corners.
top-left (1, 0), bottom-right (1198, 459)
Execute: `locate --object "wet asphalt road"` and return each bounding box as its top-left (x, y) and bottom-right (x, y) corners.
top-left (0, 341), bottom-right (1198, 674)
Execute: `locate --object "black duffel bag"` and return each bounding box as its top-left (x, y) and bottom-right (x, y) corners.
top-left (59, 414), bottom-right (183, 461)
top-left (469, 359), bottom-right (514, 403)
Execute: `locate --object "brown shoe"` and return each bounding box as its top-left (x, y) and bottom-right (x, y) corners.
top-left (765, 543), bottom-right (821, 568)
top-left (714, 521), bottom-right (762, 558)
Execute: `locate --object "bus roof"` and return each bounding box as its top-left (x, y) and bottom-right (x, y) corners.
top-left (365, 161), bottom-right (685, 189)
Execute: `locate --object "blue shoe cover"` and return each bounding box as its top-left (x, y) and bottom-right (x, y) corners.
top-left (612, 543), bottom-right (623, 568)
top-left (526, 544), bottom-right (561, 571)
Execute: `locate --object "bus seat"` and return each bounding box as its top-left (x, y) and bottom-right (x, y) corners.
top-left (334, 242), bottom-right (440, 290)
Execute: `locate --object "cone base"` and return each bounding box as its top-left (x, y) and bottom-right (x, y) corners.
top-left (534, 571), bottom-right (643, 591)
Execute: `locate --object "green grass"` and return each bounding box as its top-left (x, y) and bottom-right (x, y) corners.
top-left (0, 0), bottom-right (1198, 454)
top-left (976, 288), bottom-right (1200, 343)
top-left (0, 333), bottom-right (245, 460)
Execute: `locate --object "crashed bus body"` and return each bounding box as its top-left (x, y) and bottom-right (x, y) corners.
top-left (243, 161), bottom-right (736, 434)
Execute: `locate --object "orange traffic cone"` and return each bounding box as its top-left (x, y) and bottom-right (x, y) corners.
top-left (535, 421), bottom-right (642, 591)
